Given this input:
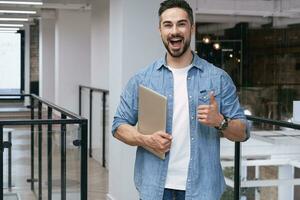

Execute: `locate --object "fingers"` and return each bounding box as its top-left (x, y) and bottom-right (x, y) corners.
top-left (156, 131), bottom-right (172, 140)
top-left (198, 105), bottom-right (211, 110)
top-left (197, 94), bottom-right (220, 126)
top-left (209, 91), bottom-right (217, 105)
top-left (147, 131), bottom-right (172, 153)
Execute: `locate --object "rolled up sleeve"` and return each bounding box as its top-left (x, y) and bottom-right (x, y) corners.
top-left (111, 77), bottom-right (139, 136)
top-left (220, 72), bottom-right (250, 141)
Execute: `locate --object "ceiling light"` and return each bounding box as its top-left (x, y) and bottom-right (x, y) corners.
top-left (203, 36), bottom-right (210, 44)
top-left (0, 18), bottom-right (28, 21)
top-left (0, 10), bottom-right (37, 14)
top-left (213, 43), bottom-right (221, 50)
top-left (0, 1), bottom-right (42, 5)
top-left (0, 24), bottom-right (24, 27)
top-left (0, 30), bottom-right (17, 33)
top-left (229, 54), bottom-right (233, 58)
top-left (0, 27), bottom-right (20, 31)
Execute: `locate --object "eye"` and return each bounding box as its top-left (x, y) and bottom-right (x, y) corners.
top-left (163, 23), bottom-right (172, 28)
top-left (178, 22), bottom-right (186, 27)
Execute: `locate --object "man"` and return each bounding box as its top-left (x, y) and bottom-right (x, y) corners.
top-left (112, 0), bottom-right (249, 199)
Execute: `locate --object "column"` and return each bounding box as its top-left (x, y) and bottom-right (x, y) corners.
top-left (55, 9), bottom-right (91, 113)
top-left (39, 9), bottom-right (56, 102)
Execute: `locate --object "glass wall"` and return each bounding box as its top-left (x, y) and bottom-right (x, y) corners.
top-left (196, 22), bottom-right (300, 122)
top-left (196, 13), bottom-right (300, 200)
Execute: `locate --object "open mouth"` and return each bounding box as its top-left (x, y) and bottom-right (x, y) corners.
top-left (169, 37), bottom-right (183, 49)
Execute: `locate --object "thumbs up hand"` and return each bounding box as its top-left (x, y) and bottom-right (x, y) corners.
top-left (197, 92), bottom-right (223, 127)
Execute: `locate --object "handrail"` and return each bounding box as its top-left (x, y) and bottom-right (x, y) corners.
top-left (233, 115), bottom-right (300, 200)
top-left (0, 93), bottom-right (88, 200)
top-left (0, 93), bottom-right (84, 120)
top-left (79, 85), bottom-right (109, 94)
top-left (246, 115), bottom-right (300, 129)
top-left (31, 94), bottom-right (85, 119)
top-left (79, 85), bottom-right (108, 168)
top-left (0, 119), bottom-right (84, 126)
top-left (0, 94), bottom-right (31, 97)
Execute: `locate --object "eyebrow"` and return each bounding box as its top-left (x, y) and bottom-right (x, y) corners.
top-left (162, 19), bottom-right (189, 24)
top-left (177, 19), bottom-right (189, 24)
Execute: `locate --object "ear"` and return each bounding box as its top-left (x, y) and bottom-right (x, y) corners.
top-left (191, 23), bottom-right (195, 34)
top-left (158, 24), bottom-right (162, 36)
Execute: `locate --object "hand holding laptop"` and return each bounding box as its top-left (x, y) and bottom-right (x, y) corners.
top-left (142, 131), bottom-right (172, 154)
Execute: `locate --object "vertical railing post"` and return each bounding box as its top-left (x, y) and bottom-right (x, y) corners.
top-left (89, 89), bottom-right (93, 158)
top-left (102, 93), bottom-right (106, 168)
top-left (30, 96), bottom-right (35, 191)
top-left (47, 107), bottom-right (53, 200)
top-left (8, 131), bottom-right (12, 191)
top-left (234, 142), bottom-right (241, 200)
top-left (0, 125), bottom-right (3, 200)
top-left (79, 86), bottom-right (82, 116)
top-left (38, 101), bottom-right (42, 200)
top-left (81, 120), bottom-right (88, 200)
top-left (61, 114), bottom-right (67, 200)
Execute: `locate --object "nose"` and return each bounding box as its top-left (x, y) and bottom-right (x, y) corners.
top-left (170, 24), bottom-right (179, 35)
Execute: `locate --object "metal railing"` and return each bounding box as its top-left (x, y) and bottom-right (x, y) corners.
top-left (0, 94), bottom-right (88, 200)
top-left (79, 85), bottom-right (109, 168)
top-left (233, 115), bottom-right (300, 200)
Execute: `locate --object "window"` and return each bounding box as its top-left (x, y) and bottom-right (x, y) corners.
top-left (0, 32), bottom-right (22, 99)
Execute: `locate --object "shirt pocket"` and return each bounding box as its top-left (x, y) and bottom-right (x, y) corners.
top-left (198, 87), bottom-right (221, 106)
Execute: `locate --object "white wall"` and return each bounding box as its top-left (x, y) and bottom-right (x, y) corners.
top-left (89, 0), bottom-right (110, 165)
top-left (55, 9), bottom-right (91, 113)
top-left (24, 24), bottom-right (30, 106)
top-left (108, 0), bottom-right (168, 199)
top-left (91, 0), bottom-right (109, 90)
top-left (39, 9), bottom-right (56, 102)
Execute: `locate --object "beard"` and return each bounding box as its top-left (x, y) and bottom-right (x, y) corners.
top-left (162, 33), bottom-right (191, 58)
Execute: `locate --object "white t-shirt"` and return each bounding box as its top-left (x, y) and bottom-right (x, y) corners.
top-left (165, 65), bottom-right (191, 190)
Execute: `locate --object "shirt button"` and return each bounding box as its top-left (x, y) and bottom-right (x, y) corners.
top-left (191, 116), bottom-right (194, 120)
top-left (191, 137), bottom-right (194, 141)
top-left (187, 77), bottom-right (191, 80)
top-left (189, 95), bottom-right (192, 99)
top-left (188, 179), bottom-right (191, 182)
top-left (168, 94), bottom-right (172, 97)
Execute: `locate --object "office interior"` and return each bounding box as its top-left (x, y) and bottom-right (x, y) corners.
top-left (0, 0), bottom-right (300, 199)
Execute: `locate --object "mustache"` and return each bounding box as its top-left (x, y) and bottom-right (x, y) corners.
top-left (168, 34), bottom-right (184, 40)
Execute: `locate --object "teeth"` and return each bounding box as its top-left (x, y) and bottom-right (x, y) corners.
top-left (170, 39), bottom-right (182, 42)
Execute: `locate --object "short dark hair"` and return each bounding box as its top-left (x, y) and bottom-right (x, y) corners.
top-left (159, 0), bottom-right (194, 25)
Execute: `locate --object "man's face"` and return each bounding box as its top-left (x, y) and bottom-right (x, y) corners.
top-left (159, 7), bottom-right (194, 58)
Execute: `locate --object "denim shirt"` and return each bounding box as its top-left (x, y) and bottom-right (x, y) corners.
top-left (112, 53), bottom-right (249, 200)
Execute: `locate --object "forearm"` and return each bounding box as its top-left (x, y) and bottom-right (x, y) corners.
top-left (222, 119), bottom-right (247, 142)
top-left (114, 124), bottom-right (146, 146)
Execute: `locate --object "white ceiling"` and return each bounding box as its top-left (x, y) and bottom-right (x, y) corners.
top-left (0, 0), bottom-right (299, 27)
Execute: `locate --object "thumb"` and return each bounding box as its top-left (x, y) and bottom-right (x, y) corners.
top-left (209, 91), bottom-right (217, 105)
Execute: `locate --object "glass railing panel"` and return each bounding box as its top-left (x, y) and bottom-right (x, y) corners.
top-left (220, 137), bottom-right (236, 199)
top-left (3, 126), bottom-right (36, 200)
top-left (65, 125), bottom-right (81, 200)
top-left (47, 125), bottom-right (81, 200)
top-left (2, 124), bottom-right (83, 200)
top-left (240, 124), bottom-right (300, 200)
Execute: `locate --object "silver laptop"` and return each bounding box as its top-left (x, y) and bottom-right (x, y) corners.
top-left (138, 85), bottom-right (167, 159)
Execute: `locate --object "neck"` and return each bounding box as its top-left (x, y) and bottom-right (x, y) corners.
top-left (167, 48), bottom-right (193, 69)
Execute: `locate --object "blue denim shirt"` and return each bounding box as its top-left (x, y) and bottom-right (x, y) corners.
top-left (112, 53), bottom-right (249, 200)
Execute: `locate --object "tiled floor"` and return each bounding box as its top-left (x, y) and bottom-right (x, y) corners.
top-left (3, 127), bottom-right (108, 200)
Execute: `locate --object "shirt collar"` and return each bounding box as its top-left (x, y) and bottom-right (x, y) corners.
top-left (155, 51), bottom-right (205, 71)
